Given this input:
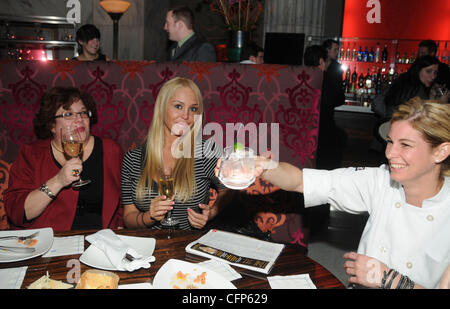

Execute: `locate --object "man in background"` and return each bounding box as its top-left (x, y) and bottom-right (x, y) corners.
top-left (418, 39), bottom-right (437, 57)
top-left (240, 43), bottom-right (264, 64)
top-left (304, 45), bottom-right (347, 170)
top-left (164, 6), bottom-right (216, 62)
top-left (321, 39), bottom-right (345, 108)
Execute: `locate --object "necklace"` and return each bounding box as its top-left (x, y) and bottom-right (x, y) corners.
top-left (51, 140), bottom-right (64, 153)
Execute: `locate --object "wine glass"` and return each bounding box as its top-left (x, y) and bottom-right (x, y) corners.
top-left (61, 126), bottom-right (91, 187)
top-left (218, 146), bottom-right (255, 190)
top-left (159, 167), bottom-right (178, 227)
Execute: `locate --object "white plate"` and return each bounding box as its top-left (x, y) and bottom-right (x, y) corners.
top-left (0, 228), bottom-right (54, 263)
top-left (79, 235), bottom-right (155, 271)
top-left (153, 259), bottom-right (236, 289)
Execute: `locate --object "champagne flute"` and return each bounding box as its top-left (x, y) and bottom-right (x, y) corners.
top-left (61, 126), bottom-right (91, 187)
top-left (159, 167), bottom-right (178, 227)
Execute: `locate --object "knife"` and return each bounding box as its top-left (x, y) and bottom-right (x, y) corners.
top-left (0, 245), bottom-right (36, 253)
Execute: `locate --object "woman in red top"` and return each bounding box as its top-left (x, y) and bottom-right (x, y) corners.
top-left (4, 87), bottom-right (123, 230)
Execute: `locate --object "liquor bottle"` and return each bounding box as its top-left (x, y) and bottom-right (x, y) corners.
top-left (371, 66), bottom-right (377, 86)
top-left (351, 66), bottom-right (357, 93)
top-left (403, 52), bottom-right (409, 64)
top-left (409, 51), bottom-right (415, 64)
top-left (344, 66), bottom-right (351, 92)
top-left (339, 45), bottom-right (345, 61)
top-left (362, 46), bottom-right (369, 62)
top-left (395, 51), bottom-right (401, 64)
top-left (388, 65), bottom-right (395, 87)
top-left (382, 44), bottom-right (388, 63)
top-left (358, 68), bottom-right (365, 89)
top-left (352, 43), bottom-right (357, 61)
top-left (345, 66), bottom-right (351, 82)
top-left (441, 42), bottom-right (448, 63)
top-left (357, 46), bottom-right (363, 62)
top-left (381, 67), bottom-right (388, 89)
top-left (376, 67), bottom-right (382, 94)
top-left (368, 47), bottom-right (375, 62)
top-left (393, 66), bottom-right (399, 80)
top-left (365, 70), bottom-right (372, 90)
top-left (375, 42), bottom-right (380, 63)
top-left (346, 44), bottom-right (351, 61)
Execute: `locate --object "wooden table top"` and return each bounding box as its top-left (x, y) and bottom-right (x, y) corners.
top-left (0, 228), bottom-right (344, 289)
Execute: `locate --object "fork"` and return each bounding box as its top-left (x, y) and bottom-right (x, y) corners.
top-left (0, 231), bottom-right (40, 242)
top-left (0, 245), bottom-right (36, 253)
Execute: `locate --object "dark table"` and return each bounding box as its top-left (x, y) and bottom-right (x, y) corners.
top-left (0, 229), bottom-right (344, 289)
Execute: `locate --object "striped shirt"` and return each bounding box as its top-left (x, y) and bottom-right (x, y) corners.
top-left (121, 139), bottom-right (225, 230)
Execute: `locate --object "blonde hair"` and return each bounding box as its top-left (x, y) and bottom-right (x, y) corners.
top-left (391, 97), bottom-right (450, 177)
top-left (136, 77), bottom-right (204, 201)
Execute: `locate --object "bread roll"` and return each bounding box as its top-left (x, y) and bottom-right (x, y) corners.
top-left (76, 269), bottom-right (119, 289)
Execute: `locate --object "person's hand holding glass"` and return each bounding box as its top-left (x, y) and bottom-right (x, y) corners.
top-left (218, 145), bottom-right (256, 190)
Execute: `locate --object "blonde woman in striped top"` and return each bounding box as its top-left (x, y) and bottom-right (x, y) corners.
top-left (121, 77), bottom-right (227, 230)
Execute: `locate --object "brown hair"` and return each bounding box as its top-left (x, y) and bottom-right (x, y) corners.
top-left (33, 87), bottom-right (98, 139)
top-left (170, 6), bottom-right (194, 30)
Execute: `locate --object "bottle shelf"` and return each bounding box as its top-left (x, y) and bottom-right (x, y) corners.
top-left (0, 14), bottom-right (77, 60)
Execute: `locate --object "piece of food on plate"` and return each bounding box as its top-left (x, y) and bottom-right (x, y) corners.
top-left (27, 272), bottom-right (73, 289)
top-left (76, 269), bottom-right (119, 289)
top-left (170, 269), bottom-right (208, 289)
top-left (18, 239), bottom-right (38, 247)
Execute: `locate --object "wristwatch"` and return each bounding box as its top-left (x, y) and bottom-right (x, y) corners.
top-left (39, 183), bottom-right (56, 199)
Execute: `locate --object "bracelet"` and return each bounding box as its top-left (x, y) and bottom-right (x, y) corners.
top-left (396, 274), bottom-right (415, 289)
top-left (141, 212), bottom-right (153, 228)
top-left (381, 269), bottom-right (393, 289)
top-left (381, 269), bottom-right (399, 289)
top-left (385, 270), bottom-right (398, 289)
top-left (39, 183), bottom-right (56, 199)
top-left (382, 268), bottom-right (415, 289)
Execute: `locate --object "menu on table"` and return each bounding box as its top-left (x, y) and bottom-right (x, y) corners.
top-left (185, 229), bottom-right (284, 274)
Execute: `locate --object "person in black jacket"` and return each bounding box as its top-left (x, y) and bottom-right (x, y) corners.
top-left (164, 6), bottom-right (216, 62)
top-left (418, 40), bottom-right (449, 103)
top-left (383, 55), bottom-right (440, 119)
top-left (304, 44), bottom-right (347, 170)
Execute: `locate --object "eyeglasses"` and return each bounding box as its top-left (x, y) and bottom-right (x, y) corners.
top-left (55, 111), bottom-right (92, 120)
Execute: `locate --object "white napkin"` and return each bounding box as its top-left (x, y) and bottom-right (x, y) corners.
top-left (43, 236), bottom-right (84, 258)
top-left (268, 274), bottom-right (317, 289)
top-left (85, 229), bottom-right (155, 272)
top-left (0, 267), bottom-right (28, 289)
top-left (198, 259), bottom-right (242, 281)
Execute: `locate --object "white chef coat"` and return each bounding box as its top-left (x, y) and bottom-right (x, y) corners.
top-left (303, 165), bottom-right (449, 289)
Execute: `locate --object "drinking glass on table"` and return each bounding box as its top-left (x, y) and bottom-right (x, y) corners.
top-left (61, 126), bottom-right (91, 187)
top-left (218, 146), bottom-right (255, 190)
top-left (159, 167), bottom-right (179, 227)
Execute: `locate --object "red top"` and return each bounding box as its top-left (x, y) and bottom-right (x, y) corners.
top-left (4, 137), bottom-right (123, 231)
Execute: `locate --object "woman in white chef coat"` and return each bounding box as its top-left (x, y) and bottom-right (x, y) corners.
top-left (246, 97), bottom-right (450, 289)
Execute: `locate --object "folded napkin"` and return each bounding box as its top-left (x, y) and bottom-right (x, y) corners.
top-left (85, 229), bottom-right (155, 272)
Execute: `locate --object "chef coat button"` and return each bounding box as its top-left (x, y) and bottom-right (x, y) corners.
top-left (395, 202), bottom-right (401, 208)
top-left (406, 262), bottom-right (413, 269)
top-left (426, 215), bottom-right (434, 222)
